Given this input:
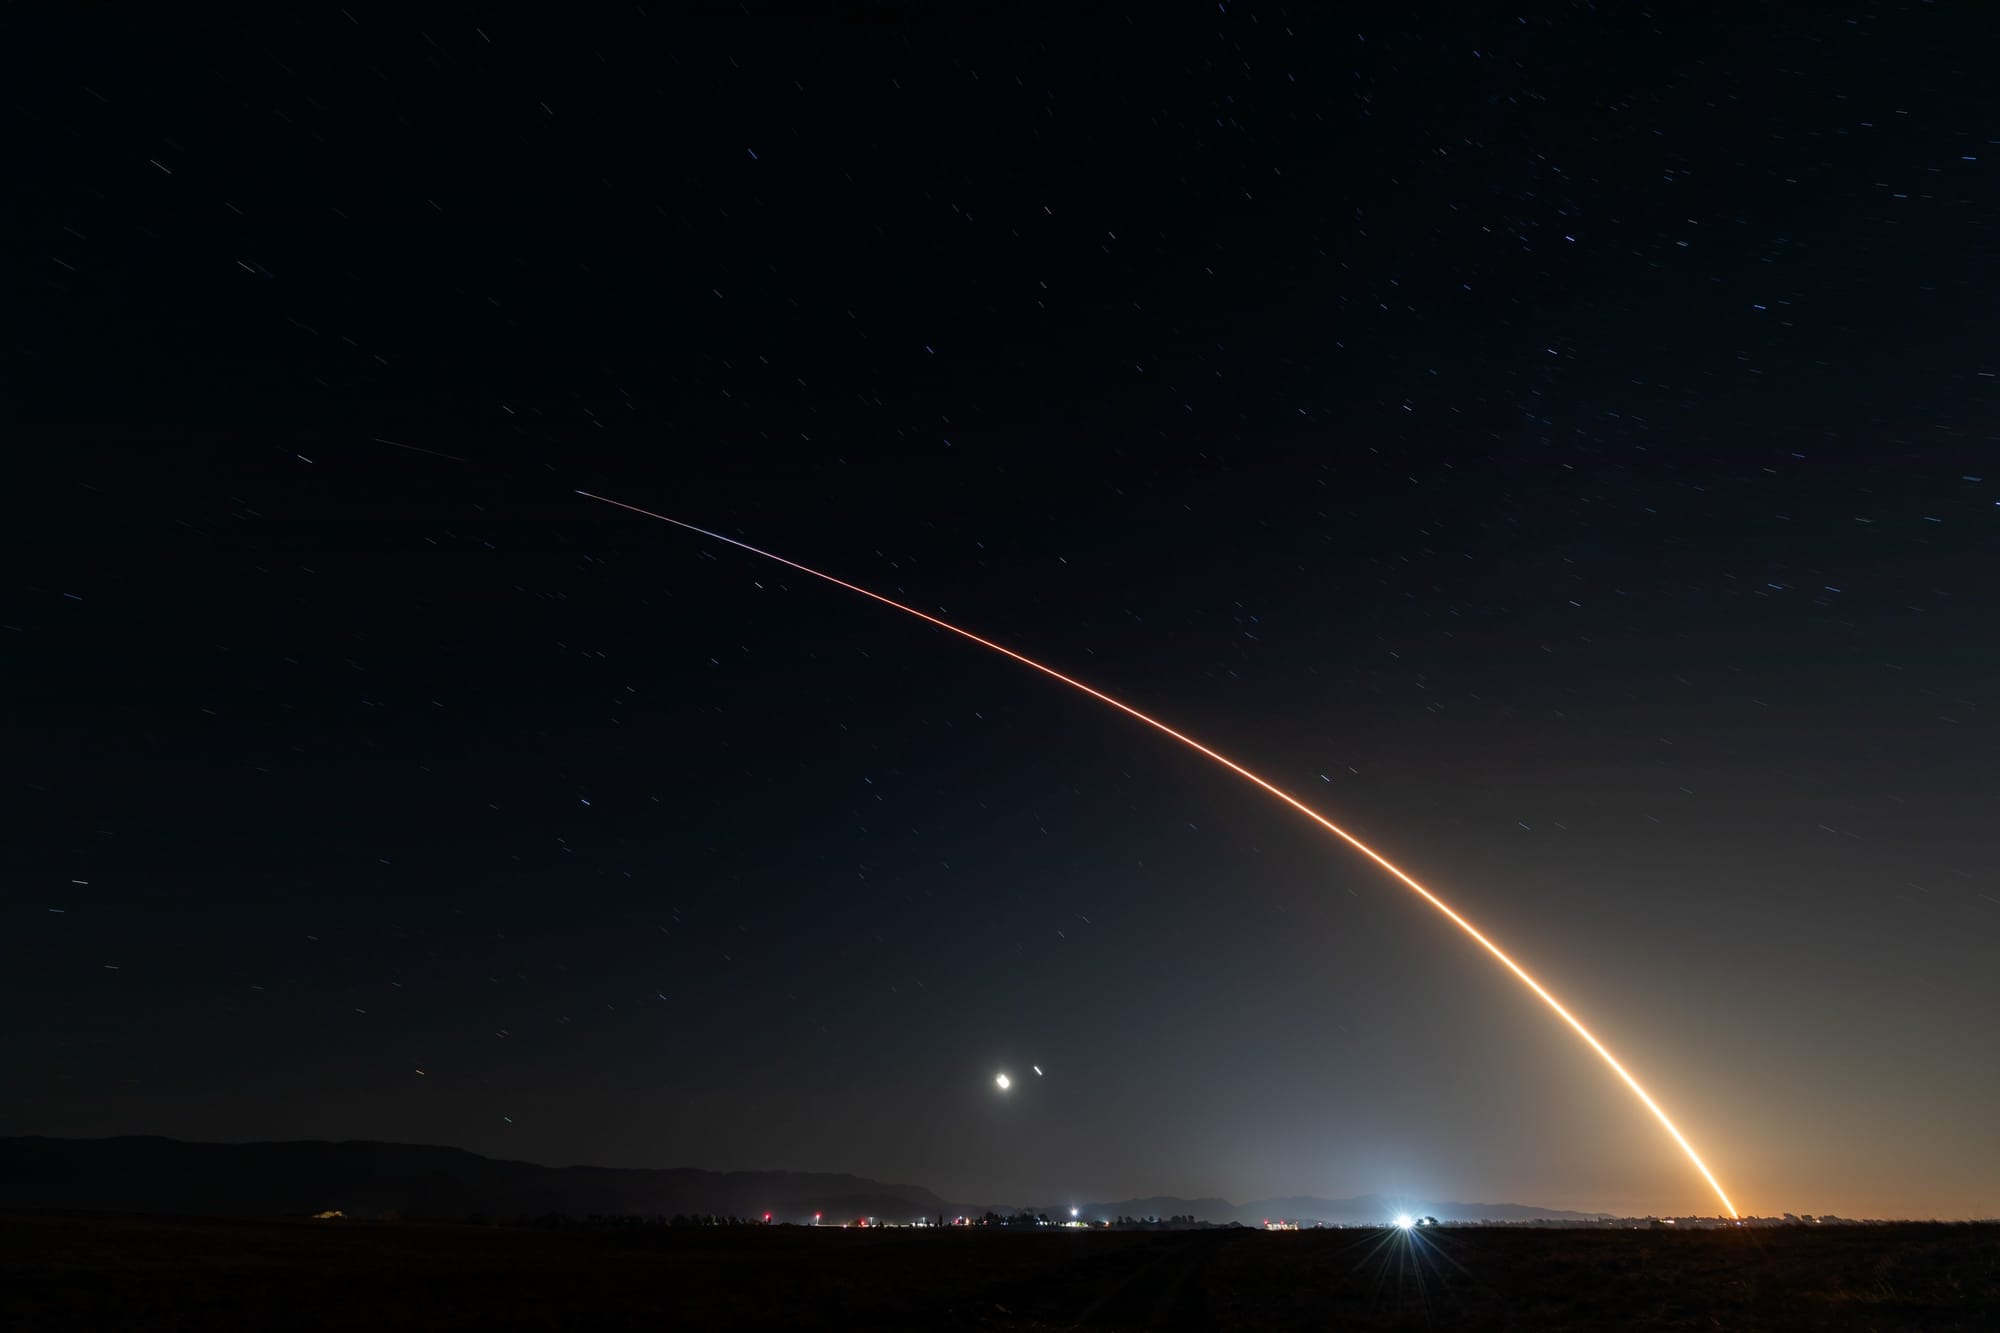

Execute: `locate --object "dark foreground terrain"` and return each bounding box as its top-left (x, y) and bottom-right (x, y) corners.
top-left (6, 1212), bottom-right (1996, 1330)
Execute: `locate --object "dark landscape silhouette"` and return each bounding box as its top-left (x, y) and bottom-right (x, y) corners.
top-left (0, 1137), bottom-right (946, 1227)
top-left (0, 1136), bottom-right (1602, 1227)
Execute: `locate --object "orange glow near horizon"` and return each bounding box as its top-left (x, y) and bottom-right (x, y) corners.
top-left (579, 490), bottom-right (1741, 1218)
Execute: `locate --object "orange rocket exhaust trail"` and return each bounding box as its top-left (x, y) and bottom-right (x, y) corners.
top-left (578, 490), bottom-right (1740, 1218)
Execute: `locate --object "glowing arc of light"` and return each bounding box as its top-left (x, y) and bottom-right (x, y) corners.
top-left (577, 490), bottom-right (1740, 1218)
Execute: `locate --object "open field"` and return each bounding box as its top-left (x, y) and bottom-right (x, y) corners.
top-left (5, 1211), bottom-right (1997, 1330)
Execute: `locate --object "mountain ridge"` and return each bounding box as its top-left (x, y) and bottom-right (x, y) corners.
top-left (0, 1136), bottom-right (1604, 1224)
top-left (0, 1136), bottom-right (948, 1223)
top-left (1020, 1191), bottom-right (1606, 1226)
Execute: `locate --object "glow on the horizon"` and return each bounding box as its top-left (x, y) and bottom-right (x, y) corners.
top-left (577, 490), bottom-right (1741, 1218)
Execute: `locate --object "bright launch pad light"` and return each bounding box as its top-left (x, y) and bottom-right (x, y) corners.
top-left (579, 491), bottom-right (1742, 1218)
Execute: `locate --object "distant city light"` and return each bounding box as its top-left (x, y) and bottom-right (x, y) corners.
top-left (994, 1072), bottom-right (1011, 1091)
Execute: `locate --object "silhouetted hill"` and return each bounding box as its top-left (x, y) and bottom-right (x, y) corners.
top-left (1055, 1195), bottom-right (1237, 1222)
top-left (2, 1138), bottom-right (1606, 1227)
top-left (1237, 1193), bottom-right (1607, 1224)
top-left (0, 1137), bottom-right (948, 1223)
top-left (1069, 1192), bottom-right (1607, 1225)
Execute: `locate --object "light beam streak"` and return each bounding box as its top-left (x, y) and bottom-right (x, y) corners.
top-left (578, 489), bottom-right (1741, 1218)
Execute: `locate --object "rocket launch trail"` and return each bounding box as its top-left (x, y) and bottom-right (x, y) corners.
top-left (577, 489), bottom-right (1741, 1218)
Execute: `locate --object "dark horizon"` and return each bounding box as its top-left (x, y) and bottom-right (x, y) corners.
top-left (10, 3), bottom-right (1999, 1223)
top-left (6, 1133), bottom-right (1904, 1223)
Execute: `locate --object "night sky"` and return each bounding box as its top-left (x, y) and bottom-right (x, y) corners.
top-left (10, 4), bottom-right (1999, 1220)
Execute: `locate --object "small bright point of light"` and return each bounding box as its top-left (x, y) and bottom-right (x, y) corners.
top-left (1033, 1065), bottom-right (1043, 1076)
top-left (1395, 1214), bottom-right (1415, 1230)
top-left (995, 1072), bottom-right (1011, 1091)
top-left (1070, 1207), bottom-right (1079, 1218)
